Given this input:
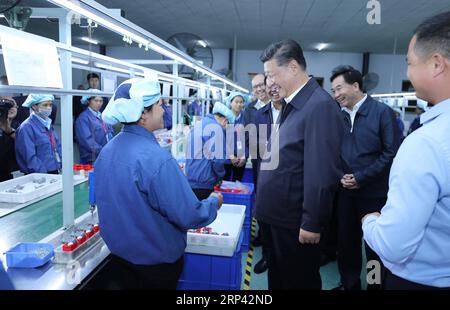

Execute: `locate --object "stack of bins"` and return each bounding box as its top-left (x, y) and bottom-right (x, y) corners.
top-left (177, 232), bottom-right (244, 290)
top-left (221, 182), bottom-right (254, 252)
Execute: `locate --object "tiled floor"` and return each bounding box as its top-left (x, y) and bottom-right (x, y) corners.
top-left (241, 243), bottom-right (368, 290)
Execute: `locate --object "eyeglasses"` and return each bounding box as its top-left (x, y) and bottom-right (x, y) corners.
top-left (252, 83), bottom-right (265, 90)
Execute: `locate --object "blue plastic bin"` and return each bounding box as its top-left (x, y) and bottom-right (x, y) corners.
top-left (241, 168), bottom-right (254, 183)
top-left (222, 182), bottom-right (255, 224)
top-left (5, 243), bottom-right (54, 268)
top-left (177, 233), bottom-right (243, 290)
top-left (241, 222), bottom-right (251, 252)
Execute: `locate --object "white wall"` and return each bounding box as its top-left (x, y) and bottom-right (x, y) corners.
top-left (368, 54), bottom-right (408, 94)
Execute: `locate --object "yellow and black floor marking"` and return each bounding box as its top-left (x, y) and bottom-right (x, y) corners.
top-left (242, 217), bottom-right (258, 290)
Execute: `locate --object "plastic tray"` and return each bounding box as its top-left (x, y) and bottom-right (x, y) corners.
top-left (185, 204), bottom-right (245, 257)
top-left (53, 231), bottom-right (102, 264)
top-left (5, 242), bottom-right (54, 268)
top-left (0, 173), bottom-right (62, 204)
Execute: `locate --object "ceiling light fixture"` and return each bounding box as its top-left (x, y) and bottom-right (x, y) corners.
top-left (81, 36), bottom-right (98, 45)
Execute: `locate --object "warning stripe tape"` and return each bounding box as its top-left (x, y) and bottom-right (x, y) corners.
top-left (242, 217), bottom-right (258, 290)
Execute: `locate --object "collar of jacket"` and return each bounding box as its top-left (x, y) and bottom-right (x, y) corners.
top-left (289, 78), bottom-right (320, 110)
top-left (30, 113), bottom-right (52, 132)
top-left (122, 124), bottom-right (157, 143)
top-left (353, 95), bottom-right (373, 117)
top-left (260, 102), bottom-right (272, 114)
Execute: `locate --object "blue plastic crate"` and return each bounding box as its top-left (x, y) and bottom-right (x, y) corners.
top-left (241, 222), bottom-right (251, 252)
top-left (5, 243), bottom-right (54, 268)
top-left (241, 168), bottom-right (254, 183)
top-left (177, 233), bottom-right (243, 290)
top-left (222, 182), bottom-right (255, 221)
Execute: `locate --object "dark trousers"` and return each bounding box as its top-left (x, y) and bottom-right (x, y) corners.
top-left (109, 254), bottom-right (184, 289)
top-left (266, 224), bottom-right (321, 290)
top-left (192, 188), bottom-right (214, 201)
top-left (224, 163), bottom-right (245, 182)
top-left (383, 267), bottom-right (450, 290)
top-left (337, 190), bottom-right (386, 290)
top-left (251, 159), bottom-right (259, 193)
top-left (320, 192), bottom-right (339, 259)
top-left (259, 221), bottom-right (271, 261)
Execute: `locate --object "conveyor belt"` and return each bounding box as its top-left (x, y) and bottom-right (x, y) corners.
top-left (0, 183), bottom-right (90, 255)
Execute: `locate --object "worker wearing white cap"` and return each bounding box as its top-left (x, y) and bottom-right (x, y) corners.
top-left (15, 94), bottom-right (62, 174)
top-left (186, 101), bottom-right (235, 200)
top-left (75, 92), bottom-right (113, 164)
top-left (94, 78), bottom-right (223, 289)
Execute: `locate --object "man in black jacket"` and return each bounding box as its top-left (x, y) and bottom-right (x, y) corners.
top-left (255, 39), bottom-right (344, 289)
top-left (330, 65), bottom-right (401, 290)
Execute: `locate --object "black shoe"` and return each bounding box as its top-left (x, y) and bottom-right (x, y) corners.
top-left (253, 258), bottom-right (268, 274)
top-left (252, 235), bottom-right (263, 247)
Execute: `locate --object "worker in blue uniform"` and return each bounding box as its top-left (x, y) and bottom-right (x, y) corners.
top-left (75, 94), bottom-right (113, 164)
top-left (161, 99), bottom-right (173, 130)
top-left (224, 92), bottom-right (248, 182)
top-left (15, 94), bottom-right (62, 174)
top-left (95, 78), bottom-right (223, 289)
top-left (186, 101), bottom-right (235, 200)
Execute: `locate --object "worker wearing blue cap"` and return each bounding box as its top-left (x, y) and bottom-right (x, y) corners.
top-left (95, 78), bottom-right (223, 289)
top-left (75, 93), bottom-right (113, 164)
top-left (186, 101), bottom-right (235, 200)
top-left (224, 92), bottom-right (249, 182)
top-left (15, 94), bottom-right (62, 174)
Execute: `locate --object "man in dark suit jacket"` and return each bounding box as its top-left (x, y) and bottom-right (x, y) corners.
top-left (256, 39), bottom-right (344, 289)
top-left (244, 73), bottom-right (271, 189)
top-left (330, 65), bottom-right (401, 290)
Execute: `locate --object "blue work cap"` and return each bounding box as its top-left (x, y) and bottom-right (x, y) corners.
top-left (102, 78), bottom-right (161, 125)
top-left (22, 94), bottom-right (54, 108)
top-left (80, 90), bottom-right (104, 105)
top-left (212, 101), bottom-right (235, 124)
top-left (225, 92), bottom-right (248, 108)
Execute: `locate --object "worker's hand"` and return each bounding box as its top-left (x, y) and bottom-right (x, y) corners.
top-left (237, 157), bottom-right (246, 167)
top-left (210, 192), bottom-right (223, 209)
top-left (341, 174), bottom-right (360, 189)
top-left (361, 212), bottom-right (381, 224)
top-left (298, 228), bottom-right (321, 244)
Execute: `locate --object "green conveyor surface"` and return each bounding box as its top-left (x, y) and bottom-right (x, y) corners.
top-left (0, 183), bottom-right (90, 253)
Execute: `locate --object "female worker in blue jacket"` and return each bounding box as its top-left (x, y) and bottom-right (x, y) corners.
top-left (95, 78), bottom-right (223, 289)
top-left (224, 92), bottom-right (248, 182)
top-left (15, 94), bottom-right (62, 174)
top-left (186, 102), bottom-right (235, 200)
top-left (75, 94), bottom-right (113, 164)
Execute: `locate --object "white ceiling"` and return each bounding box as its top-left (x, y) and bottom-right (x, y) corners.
top-left (5, 0), bottom-right (450, 54)
top-left (94, 0), bottom-right (450, 53)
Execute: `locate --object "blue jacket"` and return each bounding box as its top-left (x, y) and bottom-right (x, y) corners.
top-left (94, 125), bottom-right (218, 265)
top-left (253, 103), bottom-right (276, 169)
top-left (75, 108), bottom-right (113, 164)
top-left (15, 114), bottom-right (62, 174)
top-left (186, 114), bottom-right (227, 190)
top-left (162, 103), bottom-right (173, 130)
top-left (232, 113), bottom-right (248, 157)
top-left (341, 96), bottom-right (401, 198)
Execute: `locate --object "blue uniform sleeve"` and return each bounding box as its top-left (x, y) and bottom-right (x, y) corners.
top-left (354, 108), bottom-right (400, 187)
top-left (15, 124), bottom-right (46, 173)
top-left (75, 114), bottom-right (103, 154)
top-left (362, 133), bottom-right (447, 264)
top-left (54, 128), bottom-right (62, 164)
top-left (146, 157), bottom-right (219, 230)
